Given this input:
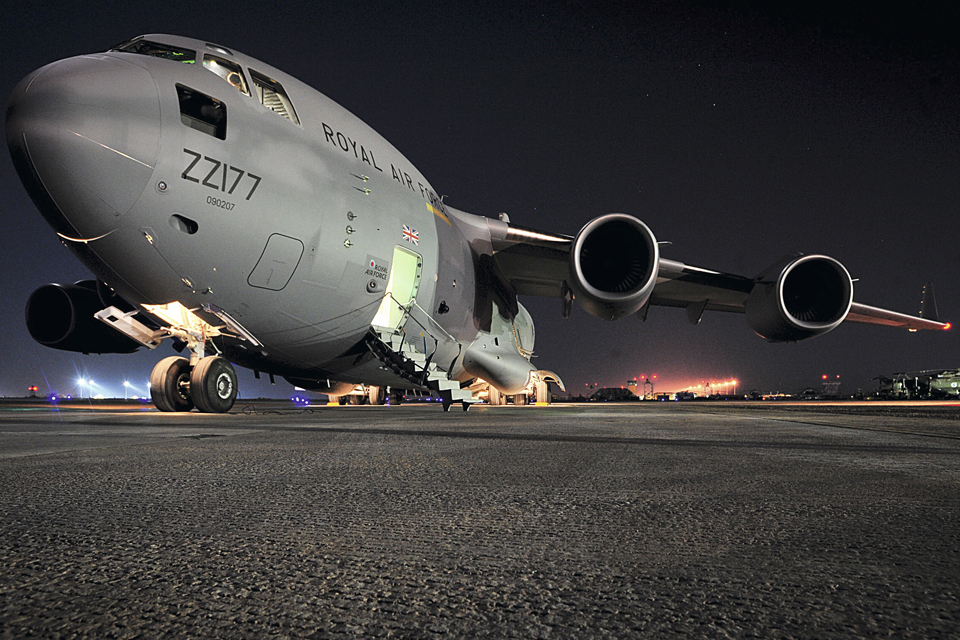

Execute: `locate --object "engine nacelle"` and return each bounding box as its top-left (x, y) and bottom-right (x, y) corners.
top-left (25, 281), bottom-right (141, 353)
top-left (745, 254), bottom-right (853, 342)
top-left (569, 213), bottom-right (659, 320)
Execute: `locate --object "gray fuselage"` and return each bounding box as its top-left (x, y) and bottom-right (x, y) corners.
top-left (8, 35), bottom-right (514, 390)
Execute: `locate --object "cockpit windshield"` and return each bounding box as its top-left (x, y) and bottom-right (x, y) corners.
top-left (203, 54), bottom-right (250, 96)
top-left (111, 38), bottom-right (196, 64)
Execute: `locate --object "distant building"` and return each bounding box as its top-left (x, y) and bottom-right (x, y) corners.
top-left (589, 388), bottom-right (638, 402)
top-left (821, 379), bottom-right (842, 398)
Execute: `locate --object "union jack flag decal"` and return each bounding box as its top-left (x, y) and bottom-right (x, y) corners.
top-left (402, 224), bottom-right (419, 245)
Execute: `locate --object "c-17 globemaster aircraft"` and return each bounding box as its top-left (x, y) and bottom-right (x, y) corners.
top-left (6, 35), bottom-right (950, 412)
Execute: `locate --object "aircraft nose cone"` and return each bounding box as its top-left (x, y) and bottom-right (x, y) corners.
top-left (6, 54), bottom-right (160, 238)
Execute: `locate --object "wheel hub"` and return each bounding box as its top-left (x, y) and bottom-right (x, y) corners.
top-left (215, 372), bottom-right (234, 399)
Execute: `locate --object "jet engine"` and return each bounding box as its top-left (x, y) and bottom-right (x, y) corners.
top-left (569, 213), bottom-right (660, 320)
top-left (745, 254), bottom-right (853, 342)
top-left (25, 281), bottom-right (141, 353)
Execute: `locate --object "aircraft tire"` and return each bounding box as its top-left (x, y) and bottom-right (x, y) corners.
top-left (150, 356), bottom-right (194, 412)
top-left (512, 393), bottom-right (528, 406)
top-left (367, 386), bottom-right (386, 405)
top-left (349, 394), bottom-right (365, 405)
top-left (190, 356), bottom-right (238, 413)
top-left (488, 386), bottom-right (504, 406)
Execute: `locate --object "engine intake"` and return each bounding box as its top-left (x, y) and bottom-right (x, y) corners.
top-left (25, 281), bottom-right (140, 353)
top-left (569, 214), bottom-right (659, 320)
top-left (745, 254), bottom-right (853, 342)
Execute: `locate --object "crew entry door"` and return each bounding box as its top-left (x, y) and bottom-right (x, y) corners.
top-left (371, 245), bottom-right (422, 332)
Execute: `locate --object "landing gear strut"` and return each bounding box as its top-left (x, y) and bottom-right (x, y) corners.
top-left (150, 355), bottom-right (238, 413)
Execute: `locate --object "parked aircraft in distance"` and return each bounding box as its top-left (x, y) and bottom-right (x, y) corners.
top-left (6, 35), bottom-right (950, 412)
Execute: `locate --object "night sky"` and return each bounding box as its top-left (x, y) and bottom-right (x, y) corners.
top-left (1, 1), bottom-right (958, 399)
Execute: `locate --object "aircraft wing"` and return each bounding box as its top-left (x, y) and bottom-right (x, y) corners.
top-left (845, 303), bottom-right (949, 331)
top-left (485, 221), bottom-right (572, 298)
top-left (483, 215), bottom-right (949, 336)
top-left (488, 231), bottom-right (757, 318)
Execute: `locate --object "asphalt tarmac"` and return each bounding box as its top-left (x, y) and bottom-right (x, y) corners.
top-left (1, 400), bottom-right (958, 638)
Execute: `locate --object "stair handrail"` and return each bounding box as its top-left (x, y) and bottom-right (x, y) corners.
top-left (408, 300), bottom-right (457, 344)
top-left (377, 293), bottom-right (458, 346)
top-left (370, 294), bottom-right (467, 390)
top-left (374, 295), bottom-right (446, 370)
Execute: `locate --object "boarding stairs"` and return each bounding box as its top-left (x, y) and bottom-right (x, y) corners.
top-left (366, 296), bottom-right (476, 411)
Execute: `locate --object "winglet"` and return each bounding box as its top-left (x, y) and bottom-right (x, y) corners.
top-left (920, 282), bottom-right (940, 323)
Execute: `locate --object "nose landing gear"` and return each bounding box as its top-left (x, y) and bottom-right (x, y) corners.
top-left (96, 300), bottom-right (250, 413)
top-left (150, 355), bottom-right (238, 413)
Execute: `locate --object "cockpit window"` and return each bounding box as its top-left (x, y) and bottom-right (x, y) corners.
top-left (177, 84), bottom-right (226, 140)
top-left (202, 54), bottom-right (250, 96)
top-left (112, 38), bottom-right (196, 64)
top-left (250, 69), bottom-right (300, 125)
